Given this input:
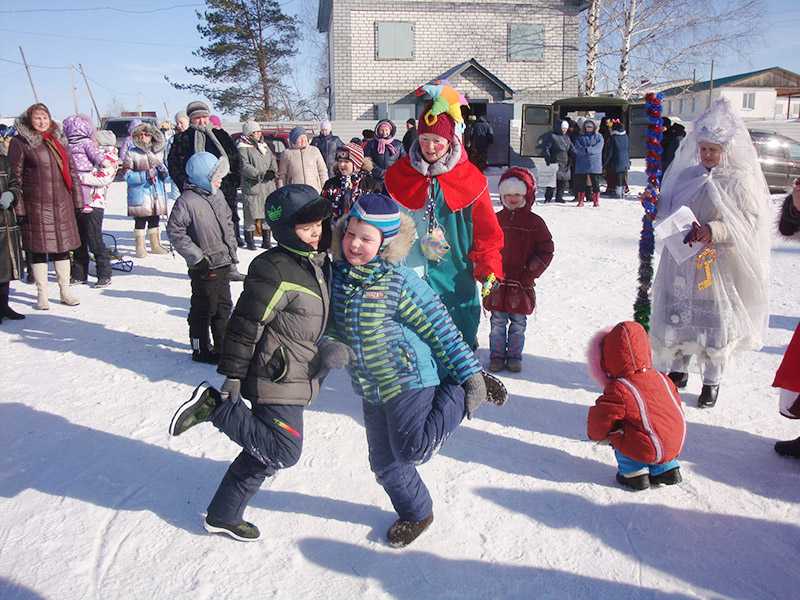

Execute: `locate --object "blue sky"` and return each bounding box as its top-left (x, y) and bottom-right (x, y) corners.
top-left (1, 0), bottom-right (798, 122)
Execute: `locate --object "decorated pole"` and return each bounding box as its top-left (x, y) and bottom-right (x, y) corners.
top-left (633, 92), bottom-right (664, 330)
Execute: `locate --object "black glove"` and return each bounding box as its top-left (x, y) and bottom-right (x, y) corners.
top-left (264, 169), bottom-right (276, 182)
top-left (190, 257), bottom-right (210, 276)
top-left (318, 339), bottom-right (356, 370)
top-left (220, 378), bottom-right (241, 402)
top-left (462, 372), bottom-right (487, 419)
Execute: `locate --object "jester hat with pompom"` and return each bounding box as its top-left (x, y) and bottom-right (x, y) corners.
top-left (415, 81), bottom-right (469, 142)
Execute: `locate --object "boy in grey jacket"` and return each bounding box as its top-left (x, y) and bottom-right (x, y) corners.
top-left (167, 151), bottom-right (239, 363)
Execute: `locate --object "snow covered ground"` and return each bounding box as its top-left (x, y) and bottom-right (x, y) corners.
top-left (1, 172), bottom-right (799, 600)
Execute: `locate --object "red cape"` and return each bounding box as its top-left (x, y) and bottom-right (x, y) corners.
top-left (385, 153), bottom-right (488, 211)
top-left (774, 324), bottom-right (800, 392)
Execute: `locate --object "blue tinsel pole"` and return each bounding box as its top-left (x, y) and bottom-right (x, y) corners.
top-left (633, 92), bottom-right (664, 330)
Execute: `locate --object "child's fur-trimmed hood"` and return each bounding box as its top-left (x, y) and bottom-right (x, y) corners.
top-left (331, 211), bottom-right (417, 264)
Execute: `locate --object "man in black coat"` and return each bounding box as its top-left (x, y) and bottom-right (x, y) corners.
top-left (470, 116), bottom-right (494, 172)
top-left (310, 120), bottom-right (344, 178)
top-left (168, 101), bottom-right (244, 248)
top-left (402, 118), bottom-right (418, 154)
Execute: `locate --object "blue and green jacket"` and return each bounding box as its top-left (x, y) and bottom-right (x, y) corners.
top-left (329, 216), bottom-right (480, 405)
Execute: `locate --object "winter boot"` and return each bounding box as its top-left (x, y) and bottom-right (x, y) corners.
top-left (32, 263), bottom-right (50, 310)
top-left (169, 381), bottom-right (222, 436)
top-left (261, 229), bottom-right (271, 249)
top-left (649, 467), bottom-right (682, 486)
top-left (577, 192), bottom-right (586, 207)
top-left (134, 229), bottom-right (147, 258)
top-left (482, 371), bottom-right (509, 406)
top-left (697, 384), bottom-right (719, 408)
top-left (774, 436), bottom-right (800, 458)
top-left (147, 227), bottom-right (168, 255)
top-left (616, 471), bottom-right (650, 491)
top-left (616, 186), bottom-right (625, 199)
top-left (387, 513), bottom-right (434, 548)
top-left (244, 231), bottom-right (257, 251)
top-left (506, 358), bottom-right (522, 373)
top-left (192, 347), bottom-right (220, 364)
top-left (488, 358), bottom-right (505, 372)
top-left (0, 286), bottom-right (25, 321)
top-left (54, 259), bottom-right (80, 306)
top-left (592, 192), bottom-right (600, 207)
top-left (235, 226), bottom-right (245, 248)
top-left (95, 277), bottom-right (112, 288)
top-left (204, 515), bottom-right (261, 542)
top-left (667, 371), bottom-right (688, 389)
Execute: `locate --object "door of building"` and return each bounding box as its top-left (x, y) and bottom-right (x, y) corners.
top-left (486, 102), bottom-right (513, 166)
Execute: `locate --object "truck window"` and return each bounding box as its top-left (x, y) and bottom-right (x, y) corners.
top-left (524, 106), bottom-right (550, 125)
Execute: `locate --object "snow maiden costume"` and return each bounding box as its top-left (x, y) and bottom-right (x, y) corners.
top-left (650, 97), bottom-right (771, 407)
top-left (385, 85), bottom-right (504, 349)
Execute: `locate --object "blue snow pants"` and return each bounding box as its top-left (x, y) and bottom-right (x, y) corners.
top-left (206, 399), bottom-right (304, 524)
top-left (614, 449), bottom-right (680, 477)
top-left (362, 382), bottom-right (466, 522)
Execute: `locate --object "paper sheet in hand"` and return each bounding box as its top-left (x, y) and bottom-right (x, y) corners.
top-left (655, 205), bottom-right (702, 264)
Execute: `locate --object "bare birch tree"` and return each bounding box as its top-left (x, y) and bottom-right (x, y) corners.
top-left (584, 0), bottom-right (603, 96)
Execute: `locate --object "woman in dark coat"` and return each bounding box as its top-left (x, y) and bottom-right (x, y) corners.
top-left (0, 130), bottom-right (25, 322)
top-left (607, 122), bottom-right (631, 198)
top-left (542, 121), bottom-right (573, 203)
top-left (364, 119), bottom-right (404, 185)
top-left (7, 103), bottom-right (81, 310)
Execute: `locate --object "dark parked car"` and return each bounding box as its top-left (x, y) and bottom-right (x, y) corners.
top-left (749, 130), bottom-right (800, 192)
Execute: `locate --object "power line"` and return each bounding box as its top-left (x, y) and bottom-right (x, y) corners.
top-left (0, 28), bottom-right (193, 48)
top-left (0, 56), bottom-right (71, 70)
top-left (0, 3), bottom-right (202, 14)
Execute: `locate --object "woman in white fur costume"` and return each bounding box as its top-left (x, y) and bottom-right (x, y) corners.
top-left (650, 97), bottom-right (771, 408)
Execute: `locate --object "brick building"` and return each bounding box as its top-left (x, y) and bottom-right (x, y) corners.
top-left (317, 0), bottom-right (589, 123)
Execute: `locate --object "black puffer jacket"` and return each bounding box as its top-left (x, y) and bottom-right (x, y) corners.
top-left (218, 184), bottom-right (332, 405)
top-left (167, 126), bottom-right (241, 202)
top-left (779, 194), bottom-right (800, 237)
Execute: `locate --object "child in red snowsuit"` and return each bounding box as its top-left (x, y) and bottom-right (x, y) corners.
top-left (485, 167), bottom-right (553, 373)
top-left (587, 321), bottom-right (686, 490)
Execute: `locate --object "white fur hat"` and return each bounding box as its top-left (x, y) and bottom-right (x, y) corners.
top-left (499, 176), bottom-right (528, 198)
top-left (242, 120), bottom-right (260, 136)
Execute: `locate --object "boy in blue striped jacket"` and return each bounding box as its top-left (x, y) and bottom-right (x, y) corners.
top-left (327, 193), bottom-right (499, 548)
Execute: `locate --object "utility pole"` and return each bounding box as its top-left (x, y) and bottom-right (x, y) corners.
top-left (69, 65), bottom-right (80, 114)
top-left (708, 59), bottom-right (715, 108)
top-left (77, 64), bottom-right (102, 124)
top-left (163, 101), bottom-right (170, 122)
top-left (18, 46), bottom-right (39, 103)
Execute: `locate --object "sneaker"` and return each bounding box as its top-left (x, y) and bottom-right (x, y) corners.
top-left (697, 384), bottom-right (719, 408)
top-left (192, 349), bottom-right (220, 365)
top-left (616, 472), bottom-right (650, 491)
top-left (482, 371), bottom-right (508, 406)
top-left (488, 358), bottom-right (505, 372)
top-left (204, 515), bottom-right (261, 542)
top-left (168, 382), bottom-right (221, 436)
top-left (667, 371), bottom-right (688, 389)
top-left (649, 467), bottom-right (682, 486)
top-left (506, 358), bottom-right (522, 373)
top-left (94, 277), bottom-right (112, 288)
top-left (387, 513), bottom-right (434, 548)
top-left (774, 436), bottom-right (800, 458)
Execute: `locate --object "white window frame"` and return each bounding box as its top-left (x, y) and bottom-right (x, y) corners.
top-left (742, 92), bottom-right (756, 110)
top-left (507, 23), bottom-right (546, 62)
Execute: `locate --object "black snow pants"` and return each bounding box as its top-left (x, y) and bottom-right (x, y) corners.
top-left (207, 399), bottom-right (304, 523)
top-left (188, 267), bottom-right (232, 352)
top-left (72, 209), bottom-right (112, 281)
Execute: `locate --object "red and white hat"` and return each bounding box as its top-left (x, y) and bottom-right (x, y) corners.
top-left (336, 142), bottom-right (365, 170)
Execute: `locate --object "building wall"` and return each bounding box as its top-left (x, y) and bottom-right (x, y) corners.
top-left (664, 88), bottom-right (778, 122)
top-left (328, 0), bottom-right (580, 119)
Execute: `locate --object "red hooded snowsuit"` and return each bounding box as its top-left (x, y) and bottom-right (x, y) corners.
top-left (587, 321), bottom-right (686, 465)
top-left (496, 168), bottom-right (554, 289)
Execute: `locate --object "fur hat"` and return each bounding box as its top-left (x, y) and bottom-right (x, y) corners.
top-left (320, 120), bottom-right (332, 131)
top-left (186, 101), bottom-right (210, 120)
top-left (174, 111), bottom-right (188, 123)
top-left (335, 142), bottom-right (364, 170)
top-left (289, 126), bottom-right (306, 147)
top-left (348, 193), bottom-right (401, 246)
top-left (242, 120), bottom-right (260, 137)
top-left (95, 130), bottom-right (116, 147)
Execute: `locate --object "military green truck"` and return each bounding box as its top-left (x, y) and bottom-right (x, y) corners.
top-left (520, 96), bottom-right (649, 158)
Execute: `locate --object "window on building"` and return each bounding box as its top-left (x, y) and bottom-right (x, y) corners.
top-left (375, 22), bottom-right (415, 60)
top-left (691, 96), bottom-right (696, 113)
top-left (678, 98), bottom-right (684, 113)
top-left (508, 23), bottom-right (545, 61)
top-left (667, 100), bottom-right (673, 114)
top-left (742, 92), bottom-right (756, 110)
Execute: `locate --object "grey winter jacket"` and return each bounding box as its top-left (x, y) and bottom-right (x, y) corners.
top-left (166, 186), bottom-right (238, 270)
top-left (238, 137), bottom-right (277, 223)
top-left (310, 133), bottom-right (344, 177)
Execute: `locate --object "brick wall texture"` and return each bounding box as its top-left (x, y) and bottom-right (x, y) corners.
top-left (327, 0), bottom-right (580, 119)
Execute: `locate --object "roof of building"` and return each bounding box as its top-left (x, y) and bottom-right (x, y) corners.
top-left (661, 67), bottom-right (800, 97)
top-left (426, 58), bottom-right (515, 100)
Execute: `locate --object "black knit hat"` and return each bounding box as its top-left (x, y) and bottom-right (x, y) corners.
top-left (265, 184), bottom-right (331, 251)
